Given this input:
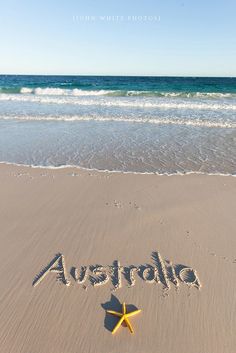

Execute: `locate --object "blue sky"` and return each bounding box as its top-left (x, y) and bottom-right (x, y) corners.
top-left (0, 0), bottom-right (236, 76)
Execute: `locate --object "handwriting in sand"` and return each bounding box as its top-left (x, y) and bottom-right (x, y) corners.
top-left (33, 251), bottom-right (201, 291)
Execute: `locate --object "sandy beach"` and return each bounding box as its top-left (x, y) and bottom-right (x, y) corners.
top-left (0, 163), bottom-right (235, 353)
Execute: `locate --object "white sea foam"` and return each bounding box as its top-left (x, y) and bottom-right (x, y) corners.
top-left (20, 87), bottom-right (33, 94)
top-left (72, 89), bottom-right (114, 96)
top-left (18, 87), bottom-right (236, 98)
top-left (1, 114), bottom-right (235, 128)
top-left (20, 87), bottom-right (115, 96)
top-left (34, 87), bottom-right (66, 95)
top-left (1, 93), bottom-right (236, 111)
top-left (124, 91), bottom-right (236, 98)
top-left (0, 161), bottom-right (235, 177)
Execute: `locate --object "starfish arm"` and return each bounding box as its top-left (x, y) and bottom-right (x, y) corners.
top-left (124, 317), bottom-right (134, 334)
top-left (106, 310), bottom-right (123, 317)
top-left (112, 316), bottom-right (124, 334)
top-left (126, 309), bottom-right (141, 318)
top-left (122, 302), bottom-right (126, 315)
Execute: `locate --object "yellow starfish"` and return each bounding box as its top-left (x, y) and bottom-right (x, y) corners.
top-left (107, 302), bottom-right (141, 334)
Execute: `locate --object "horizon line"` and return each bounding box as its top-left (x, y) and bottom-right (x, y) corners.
top-left (0, 73), bottom-right (236, 79)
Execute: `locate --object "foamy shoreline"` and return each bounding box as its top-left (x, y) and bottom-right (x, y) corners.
top-left (1, 161), bottom-right (235, 177)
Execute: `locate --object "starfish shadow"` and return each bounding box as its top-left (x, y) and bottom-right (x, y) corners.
top-left (101, 295), bottom-right (138, 332)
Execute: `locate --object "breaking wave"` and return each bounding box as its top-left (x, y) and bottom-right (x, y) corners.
top-left (1, 93), bottom-right (236, 111)
top-left (19, 87), bottom-right (236, 98)
top-left (0, 86), bottom-right (236, 99)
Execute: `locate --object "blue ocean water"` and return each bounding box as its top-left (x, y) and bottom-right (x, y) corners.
top-left (0, 75), bottom-right (235, 174)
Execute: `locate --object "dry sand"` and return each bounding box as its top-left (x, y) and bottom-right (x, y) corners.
top-left (0, 163), bottom-right (235, 353)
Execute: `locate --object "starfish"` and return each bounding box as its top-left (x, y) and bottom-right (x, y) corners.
top-left (107, 302), bottom-right (141, 334)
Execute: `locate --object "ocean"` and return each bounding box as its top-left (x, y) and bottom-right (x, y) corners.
top-left (0, 75), bottom-right (235, 175)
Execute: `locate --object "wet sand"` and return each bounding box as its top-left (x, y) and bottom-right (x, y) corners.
top-left (0, 163), bottom-right (235, 353)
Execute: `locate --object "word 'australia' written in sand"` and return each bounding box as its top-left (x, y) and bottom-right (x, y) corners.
top-left (33, 251), bottom-right (201, 291)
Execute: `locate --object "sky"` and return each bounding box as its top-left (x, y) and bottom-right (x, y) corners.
top-left (0, 0), bottom-right (236, 76)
